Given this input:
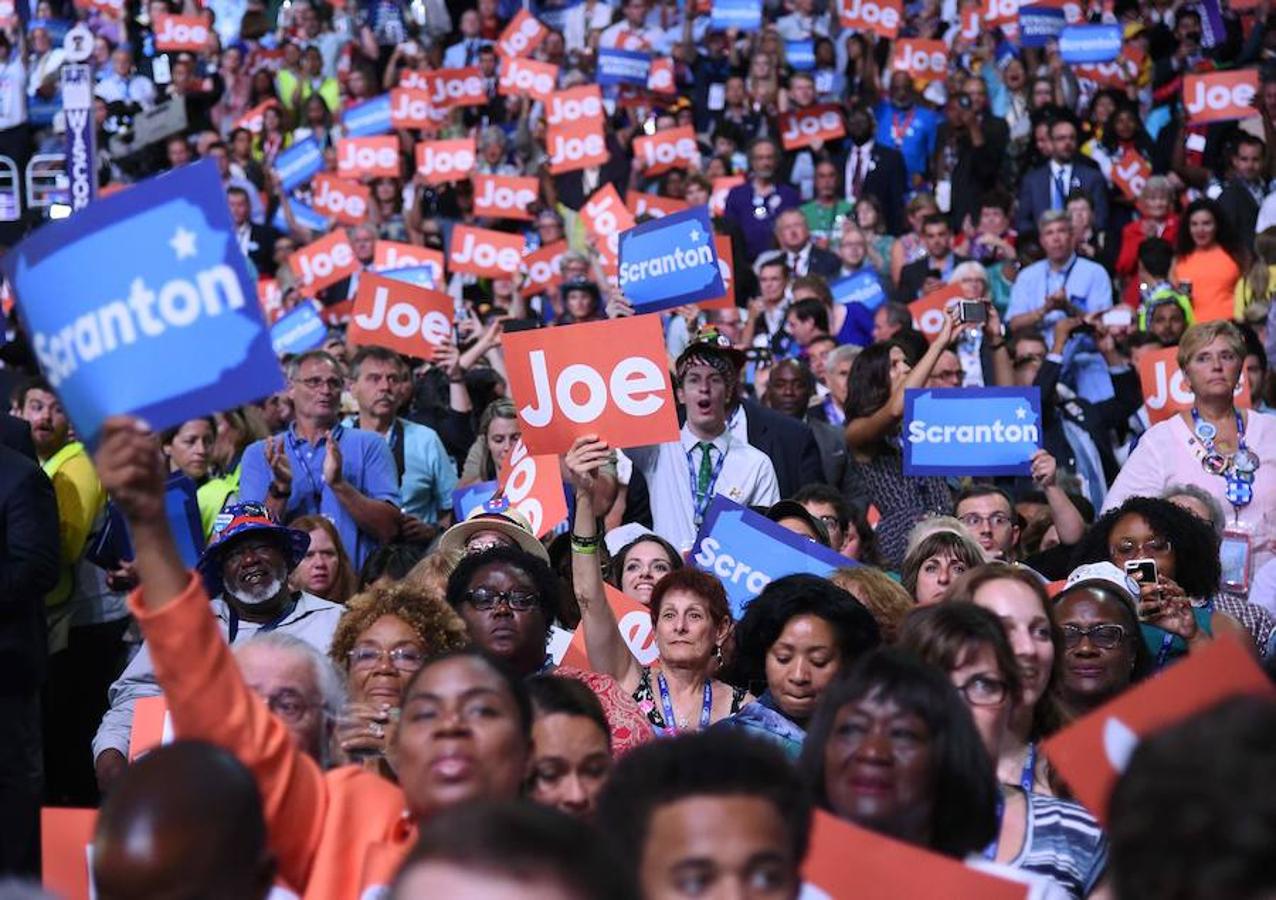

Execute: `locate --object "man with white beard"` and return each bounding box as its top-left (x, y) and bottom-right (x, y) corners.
top-left (91, 503), bottom-right (343, 791)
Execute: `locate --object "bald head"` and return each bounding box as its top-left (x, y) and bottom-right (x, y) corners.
top-left (93, 742), bottom-right (274, 900)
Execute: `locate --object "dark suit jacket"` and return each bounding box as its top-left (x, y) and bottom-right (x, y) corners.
top-left (1217, 180), bottom-right (1260, 247)
top-left (833, 142), bottom-right (909, 235)
top-left (1016, 161), bottom-right (1110, 234)
top-left (741, 398), bottom-right (824, 497)
top-left (937, 115), bottom-right (1010, 231)
top-left (552, 135), bottom-right (631, 211)
top-left (896, 254), bottom-right (971, 304)
top-left (244, 223), bottom-right (282, 276)
top-left (0, 414), bottom-right (36, 460)
top-left (0, 445), bottom-right (60, 692)
top-left (786, 245), bottom-right (841, 280)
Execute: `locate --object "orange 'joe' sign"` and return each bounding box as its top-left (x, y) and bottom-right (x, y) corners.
top-left (1184, 69), bottom-right (1259, 126)
top-left (290, 229), bottom-right (360, 294)
top-left (1137, 344), bottom-right (1250, 424)
top-left (348, 271), bottom-right (455, 357)
top-left (503, 315), bottom-right (680, 455)
top-left (448, 224), bottom-right (525, 279)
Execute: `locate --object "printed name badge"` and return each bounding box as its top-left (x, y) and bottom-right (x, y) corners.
top-left (452, 480), bottom-right (499, 521)
top-left (902, 387), bottom-right (1042, 477)
top-left (270, 303), bottom-right (327, 356)
top-left (1043, 637), bottom-right (1273, 824)
top-left (0, 159), bottom-right (283, 447)
top-left (617, 206), bottom-right (725, 314)
top-left (503, 315), bottom-right (680, 455)
top-left (691, 496), bottom-right (858, 618)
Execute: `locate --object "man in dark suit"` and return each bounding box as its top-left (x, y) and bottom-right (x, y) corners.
top-left (1216, 134), bottom-right (1265, 249)
top-left (1016, 117), bottom-right (1110, 235)
top-left (773, 208), bottom-right (841, 279)
top-left (896, 214), bottom-right (970, 303)
top-left (228, 186), bottom-right (281, 276)
top-left (761, 359), bottom-right (846, 489)
top-left (0, 414), bottom-right (36, 460)
top-left (735, 396), bottom-right (824, 498)
top-left (0, 443), bottom-right (60, 876)
top-left (834, 103), bottom-right (908, 235)
top-left (551, 133), bottom-right (631, 212)
top-left (937, 76), bottom-right (1010, 232)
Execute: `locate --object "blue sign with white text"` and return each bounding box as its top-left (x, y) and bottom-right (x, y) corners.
top-left (452, 481), bottom-right (500, 521)
top-left (0, 160), bottom-right (284, 446)
top-left (270, 303), bottom-right (327, 356)
top-left (690, 496), bottom-right (857, 618)
top-left (596, 49), bottom-right (651, 86)
top-left (1058, 25), bottom-right (1122, 64)
top-left (272, 198), bottom-right (331, 235)
top-left (903, 387), bottom-right (1042, 477)
top-left (342, 93), bottom-right (393, 138)
top-left (383, 265), bottom-right (442, 290)
top-left (1017, 5), bottom-right (1067, 48)
top-left (618, 206), bottom-right (725, 313)
top-left (273, 136), bottom-right (323, 192)
top-left (830, 270), bottom-right (886, 310)
top-left (710, 0), bottom-right (762, 32)
top-left (785, 40), bottom-right (815, 71)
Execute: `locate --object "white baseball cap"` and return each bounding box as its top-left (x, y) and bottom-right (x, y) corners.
top-left (1059, 562), bottom-right (1140, 612)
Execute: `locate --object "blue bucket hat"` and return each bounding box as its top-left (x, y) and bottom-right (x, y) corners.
top-left (196, 502), bottom-right (311, 597)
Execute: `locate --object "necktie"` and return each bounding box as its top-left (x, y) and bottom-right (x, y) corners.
top-left (1052, 168), bottom-right (1067, 210)
top-left (789, 252), bottom-right (801, 275)
top-left (696, 442), bottom-right (714, 496)
top-left (465, 40), bottom-right (476, 65)
top-left (851, 147), bottom-right (866, 198)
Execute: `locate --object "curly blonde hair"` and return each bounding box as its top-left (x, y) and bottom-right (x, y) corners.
top-left (328, 581), bottom-right (469, 672)
top-left (828, 567), bottom-right (914, 644)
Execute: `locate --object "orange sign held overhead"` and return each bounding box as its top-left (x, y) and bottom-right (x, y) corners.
top-left (498, 439), bottom-right (569, 537)
top-left (504, 316), bottom-right (680, 455)
top-left (1184, 69), bottom-right (1259, 126)
top-left (448, 224), bottom-right (524, 279)
top-left (290, 229), bottom-right (360, 294)
top-left (634, 125), bottom-right (700, 176)
top-left (779, 104), bottom-right (846, 150)
top-left (348, 272), bottom-right (455, 358)
top-left (909, 284), bottom-right (962, 340)
top-left (472, 174), bottom-right (539, 221)
top-left (415, 138), bottom-right (476, 185)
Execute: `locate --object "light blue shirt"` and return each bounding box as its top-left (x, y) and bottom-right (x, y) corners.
top-left (1007, 254), bottom-right (1115, 403)
top-left (874, 101), bottom-right (940, 182)
top-left (240, 423), bottom-right (399, 569)
top-left (343, 416), bottom-right (457, 523)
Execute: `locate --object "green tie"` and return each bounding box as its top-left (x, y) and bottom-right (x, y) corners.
top-left (696, 441), bottom-right (715, 496)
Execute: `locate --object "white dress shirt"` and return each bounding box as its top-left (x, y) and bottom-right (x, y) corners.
top-left (626, 424), bottom-right (780, 552)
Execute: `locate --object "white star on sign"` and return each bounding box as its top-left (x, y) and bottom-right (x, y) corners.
top-left (1015, 406), bottom-right (1029, 420)
top-left (169, 226), bottom-right (198, 260)
top-left (688, 228), bottom-right (702, 242)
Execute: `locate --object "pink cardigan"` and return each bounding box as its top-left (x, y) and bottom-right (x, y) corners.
top-left (1104, 412), bottom-right (1276, 574)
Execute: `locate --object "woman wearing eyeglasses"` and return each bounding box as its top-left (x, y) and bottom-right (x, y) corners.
top-left (566, 439), bottom-right (750, 735)
top-left (327, 582), bottom-right (469, 769)
top-left (1105, 322), bottom-right (1276, 593)
top-left (1050, 563), bottom-right (1154, 718)
top-left (901, 603), bottom-right (1109, 898)
top-left (1073, 497), bottom-right (1259, 666)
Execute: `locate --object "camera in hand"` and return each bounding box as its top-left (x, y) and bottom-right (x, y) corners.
top-left (957, 301), bottom-right (986, 324)
top-left (1124, 558), bottom-right (1158, 585)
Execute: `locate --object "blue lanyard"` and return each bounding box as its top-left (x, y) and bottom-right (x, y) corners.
top-left (1020, 743), bottom-right (1038, 794)
top-left (686, 437), bottom-right (729, 528)
top-left (1048, 256), bottom-right (1078, 297)
top-left (287, 425), bottom-right (341, 508)
top-left (983, 792), bottom-right (1006, 861)
top-left (657, 673), bottom-right (713, 734)
top-left (227, 595), bottom-right (298, 645)
top-left (1190, 407), bottom-right (1253, 511)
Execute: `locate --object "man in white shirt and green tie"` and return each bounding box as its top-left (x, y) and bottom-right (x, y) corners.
top-left (625, 329), bottom-right (781, 552)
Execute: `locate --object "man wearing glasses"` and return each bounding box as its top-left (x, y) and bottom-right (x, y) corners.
top-left (240, 350), bottom-right (402, 570)
top-left (93, 503), bottom-right (342, 790)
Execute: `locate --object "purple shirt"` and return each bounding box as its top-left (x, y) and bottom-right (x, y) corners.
top-left (723, 181), bottom-right (801, 258)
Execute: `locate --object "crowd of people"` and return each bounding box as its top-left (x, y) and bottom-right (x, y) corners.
top-left (2, 0), bottom-right (1276, 897)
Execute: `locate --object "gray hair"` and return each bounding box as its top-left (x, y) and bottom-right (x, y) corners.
top-left (285, 349), bottom-right (343, 380)
top-left (1140, 175), bottom-right (1174, 200)
top-left (828, 343), bottom-right (862, 369)
top-left (234, 631), bottom-right (346, 720)
top-left (1162, 484), bottom-right (1227, 536)
top-left (479, 125), bottom-right (507, 149)
top-left (948, 261), bottom-right (989, 288)
top-left (1037, 209), bottom-right (1071, 232)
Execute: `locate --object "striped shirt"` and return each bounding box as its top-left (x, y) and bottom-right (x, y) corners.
top-left (1009, 791), bottom-right (1108, 898)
